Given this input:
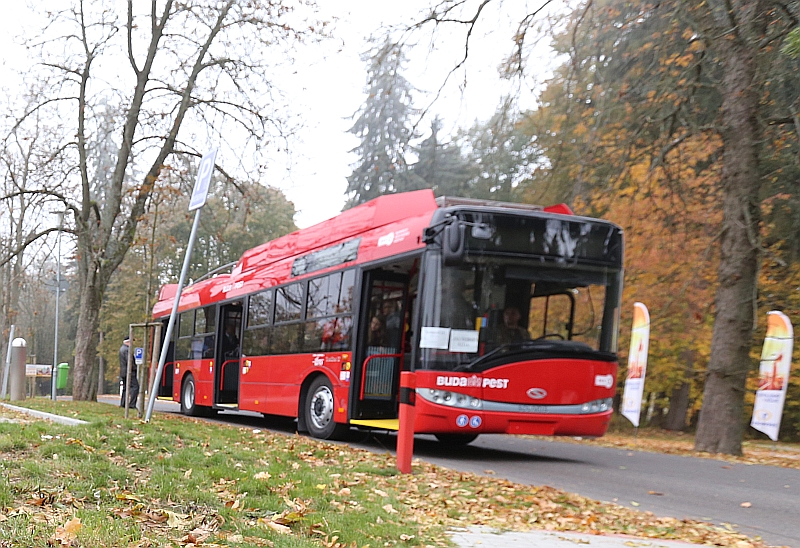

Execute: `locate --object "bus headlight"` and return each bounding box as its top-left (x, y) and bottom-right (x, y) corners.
top-left (580, 398), bottom-right (613, 414)
top-left (418, 389), bottom-right (483, 410)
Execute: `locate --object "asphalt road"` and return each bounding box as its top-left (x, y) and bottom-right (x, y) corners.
top-left (410, 434), bottom-right (800, 548)
top-left (129, 399), bottom-right (800, 547)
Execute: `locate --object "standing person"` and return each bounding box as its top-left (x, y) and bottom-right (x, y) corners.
top-left (222, 322), bottom-right (240, 359)
top-left (119, 336), bottom-right (139, 408)
top-left (382, 300), bottom-right (403, 349)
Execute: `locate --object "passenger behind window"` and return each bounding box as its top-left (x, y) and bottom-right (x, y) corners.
top-left (222, 323), bottom-right (239, 359)
top-left (191, 338), bottom-right (204, 359)
top-left (368, 315), bottom-right (387, 347)
top-left (495, 306), bottom-right (530, 344)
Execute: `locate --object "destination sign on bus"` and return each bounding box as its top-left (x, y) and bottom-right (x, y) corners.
top-left (461, 212), bottom-right (623, 266)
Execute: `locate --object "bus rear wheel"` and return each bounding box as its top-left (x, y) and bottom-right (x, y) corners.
top-left (305, 376), bottom-right (348, 440)
top-left (435, 433), bottom-right (479, 446)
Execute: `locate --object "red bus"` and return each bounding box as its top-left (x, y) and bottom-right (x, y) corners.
top-left (152, 189), bottom-right (623, 444)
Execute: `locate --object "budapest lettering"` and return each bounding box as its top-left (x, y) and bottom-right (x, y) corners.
top-left (436, 375), bottom-right (509, 389)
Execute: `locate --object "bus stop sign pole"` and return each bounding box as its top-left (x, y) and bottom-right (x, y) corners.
top-left (145, 148), bottom-right (217, 423)
top-left (396, 371), bottom-right (416, 473)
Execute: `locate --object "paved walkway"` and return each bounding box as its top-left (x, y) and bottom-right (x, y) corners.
top-left (451, 527), bottom-right (700, 547)
top-left (0, 402), bottom-right (88, 426)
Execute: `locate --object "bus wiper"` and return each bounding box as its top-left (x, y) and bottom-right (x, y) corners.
top-left (456, 341), bottom-right (532, 372)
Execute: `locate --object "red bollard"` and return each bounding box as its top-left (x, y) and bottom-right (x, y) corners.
top-left (396, 371), bottom-right (416, 474)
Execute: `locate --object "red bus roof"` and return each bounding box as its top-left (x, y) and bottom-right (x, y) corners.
top-left (154, 189), bottom-right (440, 317)
top-left (153, 190), bottom-right (577, 318)
top-left (234, 189), bottom-right (438, 276)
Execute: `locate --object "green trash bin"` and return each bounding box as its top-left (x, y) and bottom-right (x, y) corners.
top-left (56, 362), bottom-right (69, 390)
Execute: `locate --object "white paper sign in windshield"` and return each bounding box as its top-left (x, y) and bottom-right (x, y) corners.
top-left (420, 327), bottom-right (450, 349)
top-left (449, 329), bottom-right (479, 353)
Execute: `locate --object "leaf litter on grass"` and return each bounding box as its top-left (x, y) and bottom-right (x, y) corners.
top-left (0, 402), bottom-right (787, 547)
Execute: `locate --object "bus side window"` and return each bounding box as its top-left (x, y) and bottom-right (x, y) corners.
top-left (304, 272), bottom-right (354, 352)
top-left (273, 282), bottom-right (304, 354)
top-left (196, 305), bottom-right (216, 359)
top-left (243, 290), bottom-right (272, 357)
top-left (272, 324), bottom-right (302, 354)
top-left (332, 316), bottom-right (352, 350)
top-left (176, 311), bottom-right (194, 359)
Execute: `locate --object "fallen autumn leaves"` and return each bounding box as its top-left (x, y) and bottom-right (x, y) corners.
top-left (0, 402), bottom-right (786, 547)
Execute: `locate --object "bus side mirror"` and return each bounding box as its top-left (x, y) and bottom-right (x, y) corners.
top-left (442, 222), bottom-right (465, 265)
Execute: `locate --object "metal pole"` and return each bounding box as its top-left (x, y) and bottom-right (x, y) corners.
top-left (142, 201), bottom-right (158, 416)
top-left (138, 325), bottom-right (148, 418)
top-left (146, 323), bottom-right (162, 414)
top-left (51, 212), bottom-right (65, 401)
top-left (98, 331), bottom-right (105, 395)
top-left (1, 324), bottom-right (15, 398)
top-left (124, 325), bottom-right (134, 419)
top-left (145, 208), bottom-right (202, 422)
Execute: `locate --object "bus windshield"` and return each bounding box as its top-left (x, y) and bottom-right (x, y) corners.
top-left (418, 250), bottom-right (622, 372)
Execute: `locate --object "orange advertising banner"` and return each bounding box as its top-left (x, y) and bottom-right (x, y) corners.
top-left (621, 302), bottom-right (650, 427)
top-left (750, 311), bottom-right (793, 441)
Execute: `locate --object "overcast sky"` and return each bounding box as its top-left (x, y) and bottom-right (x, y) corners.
top-left (0, 2), bottom-right (547, 228)
top-left (281, 1), bottom-right (544, 227)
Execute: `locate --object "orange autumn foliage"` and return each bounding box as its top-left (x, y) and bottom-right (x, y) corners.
top-left (574, 132), bottom-right (723, 423)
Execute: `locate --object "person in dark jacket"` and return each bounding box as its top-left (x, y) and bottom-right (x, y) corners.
top-left (496, 306), bottom-right (530, 344)
top-left (119, 336), bottom-right (139, 408)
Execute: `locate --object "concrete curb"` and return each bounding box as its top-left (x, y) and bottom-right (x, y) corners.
top-left (0, 403), bottom-right (89, 426)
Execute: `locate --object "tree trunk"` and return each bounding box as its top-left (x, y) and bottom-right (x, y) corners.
top-left (72, 276), bottom-right (102, 400)
top-left (664, 382), bottom-right (690, 431)
top-left (694, 19), bottom-right (762, 455)
top-left (664, 350), bottom-right (693, 431)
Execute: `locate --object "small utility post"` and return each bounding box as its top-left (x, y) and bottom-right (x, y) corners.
top-left (1, 324), bottom-right (16, 398)
top-left (145, 148), bottom-right (217, 423)
top-left (9, 338), bottom-right (27, 402)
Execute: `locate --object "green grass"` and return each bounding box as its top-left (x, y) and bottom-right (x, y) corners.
top-left (0, 398), bottom-right (779, 548)
top-left (0, 399), bottom-right (428, 547)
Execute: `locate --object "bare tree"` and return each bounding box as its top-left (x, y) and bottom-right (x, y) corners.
top-left (6, 0), bottom-right (323, 400)
top-left (0, 95), bottom-right (71, 366)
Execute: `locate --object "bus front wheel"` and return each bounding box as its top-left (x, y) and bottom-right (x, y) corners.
top-left (435, 433), bottom-right (479, 446)
top-left (180, 374), bottom-right (215, 417)
top-left (305, 376), bottom-right (348, 440)
top-left (180, 374), bottom-right (200, 416)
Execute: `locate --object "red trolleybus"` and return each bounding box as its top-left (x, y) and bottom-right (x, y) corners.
top-left (152, 189), bottom-right (623, 443)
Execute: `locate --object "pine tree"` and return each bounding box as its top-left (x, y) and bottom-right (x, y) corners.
top-left (412, 117), bottom-right (470, 197)
top-left (460, 101), bottom-right (540, 202)
top-left (345, 40), bottom-right (420, 207)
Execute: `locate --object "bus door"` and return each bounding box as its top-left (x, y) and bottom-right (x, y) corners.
top-left (215, 302), bottom-right (243, 407)
top-left (157, 318), bottom-right (174, 398)
top-left (352, 269), bottom-right (409, 422)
